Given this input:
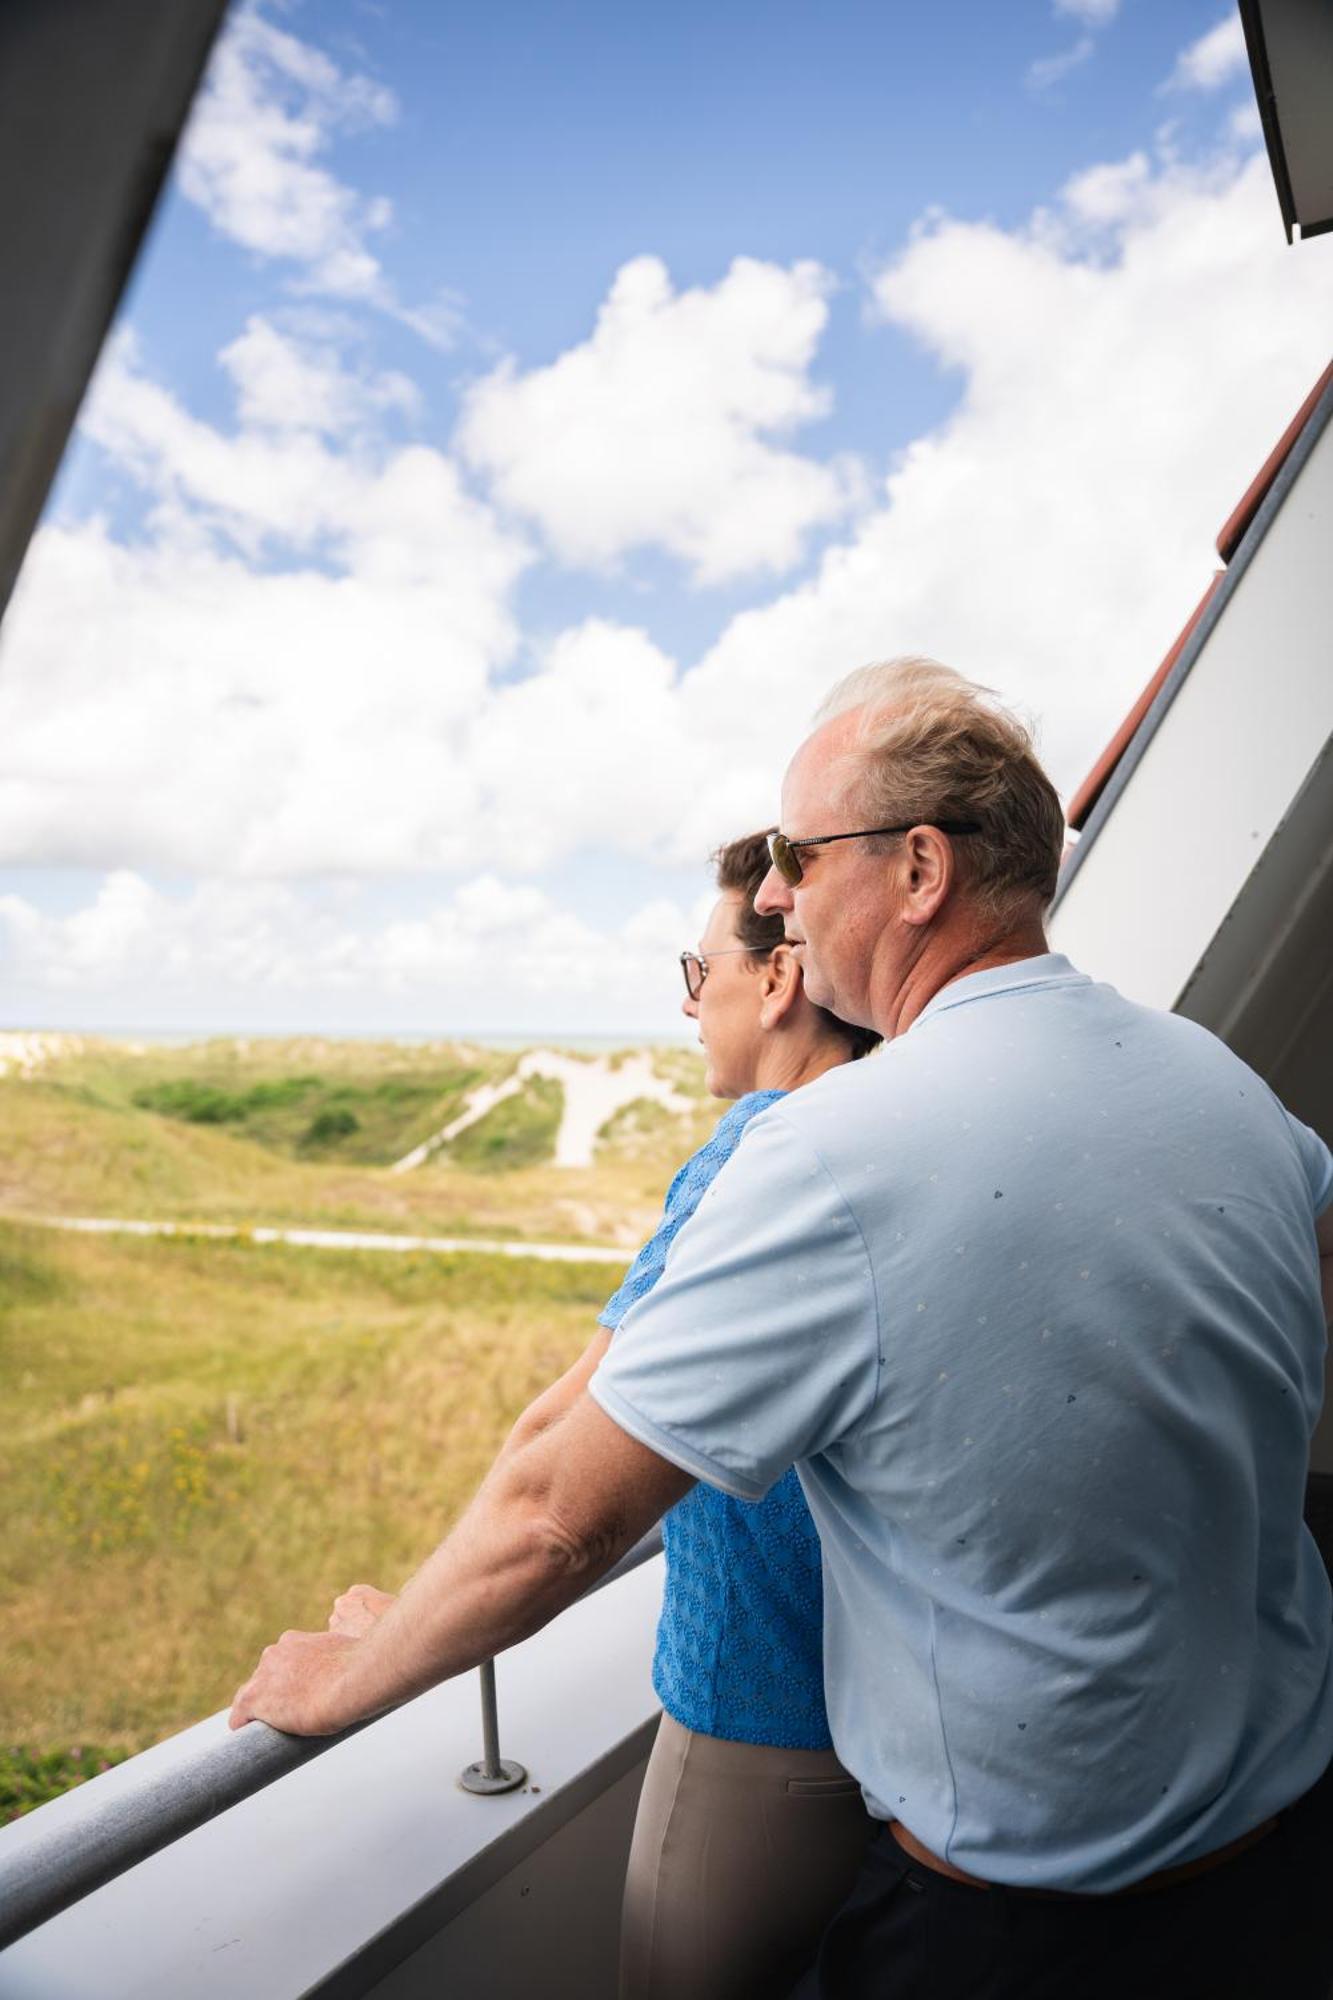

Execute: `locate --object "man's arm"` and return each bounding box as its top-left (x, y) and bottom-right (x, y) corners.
top-left (504, 1327), bottom-right (612, 1449)
top-left (229, 1377), bottom-right (690, 1736)
top-left (1318, 1205), bottom-right (1333, 1329)
top-left (326, 1328), bottom-right (616, 1638)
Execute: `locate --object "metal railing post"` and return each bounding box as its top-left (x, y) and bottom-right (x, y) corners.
top-left (455, 1528), bottom-right (664, 1799)
top-left (458, 1658), bottom-right (526, 1794)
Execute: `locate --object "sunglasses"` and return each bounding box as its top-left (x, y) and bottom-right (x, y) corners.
top-left (766, 821), bottom-right (982, 886)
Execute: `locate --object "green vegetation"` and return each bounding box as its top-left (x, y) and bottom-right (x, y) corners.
top-left (133, 1074), bottom-right (323, 1126)
top-left (128, 1055), bottom-right (491, 1165)
top-left (0, 1234), bottom-right (67, 1305)
top-left (0, 1034), bottom-right (718, 1802)
top-left (596, 1096), bottom-right (677, 1155)
top-left (447, 1076), bottom-right (563, 1172)
top-left (301, 1106), bottom-right (361, 1149)
top-left (1, 1746), bottom-right (130, 1824)
top-left (1, 1218), bottom-right (618, 1758)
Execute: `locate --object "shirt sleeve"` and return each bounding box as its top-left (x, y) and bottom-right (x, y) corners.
top-left (589, 1108), bottom-right (880, 1501)
top-left (1283, 1108), bottom-right (1333, 1218)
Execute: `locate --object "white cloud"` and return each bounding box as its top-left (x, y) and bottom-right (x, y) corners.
top-left (1228, 100), bottom-right (1263, 143)
top-left (177, 6), bottom-right (458, 347)
top-left (5, 135), bottom-right (1332, 951)
top-left (1061, 152), bottom-right (1153, 227)
top-left (663, 144), bottom-right (1333, 831)
top-left (1168, 15), bottom-right (1248, 92)
top-left (179, 8), bottom-right (396, 300)
top-left (80, 327), bottom-right (520, 590)
top-left (1028, 36), bottom-right (1096, 92)
top-left (0, 871), bottom-right (162, 983)
top-left (456, 255), bottom-right (860, 584)
top-left (462, 620), bottom-right (691, 870)
top-left (394, 292), bottom-right (469, 352)
top-left (219, 315), bottom-right (419, 434)
top-left (1030, 0), bottom-right (1120, 93)
top-left (0, 871), bottom-right (697, 1033)
top-left (0, 328), bottom-right (530, 879)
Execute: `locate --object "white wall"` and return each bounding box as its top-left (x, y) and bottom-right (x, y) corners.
top-left (1051, 410), bottom-right (1333, 1011)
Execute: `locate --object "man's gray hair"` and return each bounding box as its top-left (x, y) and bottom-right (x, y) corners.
top-left (814, 657), bottom-right (1066, 917)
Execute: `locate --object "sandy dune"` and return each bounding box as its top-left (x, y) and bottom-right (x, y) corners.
top-left (392, 1048), bottom-right (696, 1172)
top-left (0, 1031), bottom-right (85, 1078)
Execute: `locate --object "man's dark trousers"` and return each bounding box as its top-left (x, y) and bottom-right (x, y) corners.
top-left (791, 1758), bottom-right (1333, 1999)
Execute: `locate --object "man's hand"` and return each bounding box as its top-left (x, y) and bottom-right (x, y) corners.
top-left (328, 1583), bottom-right (398, 1638)
top-left (229, 1628), bottom-right (365, 1736)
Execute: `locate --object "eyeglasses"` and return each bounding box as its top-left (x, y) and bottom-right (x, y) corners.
top-left (766, 821), bottom-right (982, 887)
top-left (679, 946), bottom-right (755, 1002)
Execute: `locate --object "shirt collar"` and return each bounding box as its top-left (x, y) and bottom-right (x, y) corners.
top-left (912, 952), bottom-right (1088, 1030)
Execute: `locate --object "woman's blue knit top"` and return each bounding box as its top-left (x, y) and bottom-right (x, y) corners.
top-left (598, 1091), bottom-right (832, 1750)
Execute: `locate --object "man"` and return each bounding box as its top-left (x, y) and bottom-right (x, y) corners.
top-left (233, 657), bottom-right (1333, 1998)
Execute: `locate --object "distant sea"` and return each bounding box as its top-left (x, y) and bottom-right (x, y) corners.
top-left (5, 1026), bottom-right (692, 1050)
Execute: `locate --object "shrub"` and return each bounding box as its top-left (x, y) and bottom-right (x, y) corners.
top-left (133, 1081), bottom-right (249, 1125)
top-left (302, 1108), bottom-right (361, 1148)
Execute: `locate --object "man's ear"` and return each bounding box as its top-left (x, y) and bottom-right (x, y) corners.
top-left (899, 826), bottom-right (954, 928)
top-left (759, 943), bottom-right (803, 1029)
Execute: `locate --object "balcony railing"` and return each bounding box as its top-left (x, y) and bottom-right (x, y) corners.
top-left (0, 1527), bottom-right (663, 1954)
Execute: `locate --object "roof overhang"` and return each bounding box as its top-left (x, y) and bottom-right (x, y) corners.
top-left (0, 0), bottom-right (230, 631)
top-left (1240, 0), bottom-right (1333, 241)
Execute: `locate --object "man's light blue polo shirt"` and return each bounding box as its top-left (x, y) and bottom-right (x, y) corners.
top-left (589, 955), bottom-right (1333, 1891)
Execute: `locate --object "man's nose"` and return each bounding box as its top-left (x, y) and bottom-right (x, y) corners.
top-left (753, 864), bottom-right (793, 916)
top-left (681, 992), bottom-right (699, 1020)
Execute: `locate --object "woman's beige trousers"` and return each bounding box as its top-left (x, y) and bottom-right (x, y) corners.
top-left (619, 1713), bottom-right (874, 2000)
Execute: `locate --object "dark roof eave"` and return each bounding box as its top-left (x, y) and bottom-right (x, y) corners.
top-left (1239, 0), bottom-right (1298, 244)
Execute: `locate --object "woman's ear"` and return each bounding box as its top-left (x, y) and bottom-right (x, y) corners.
top-left (759, 943), bottom-right (803, 1031)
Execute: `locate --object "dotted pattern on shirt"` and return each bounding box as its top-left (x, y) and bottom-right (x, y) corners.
top-left (599, 1091), bottom-right (833, 1751)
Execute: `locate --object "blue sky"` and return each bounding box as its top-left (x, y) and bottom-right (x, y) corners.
top-left (2, 0), bottom-right (1331, 1036)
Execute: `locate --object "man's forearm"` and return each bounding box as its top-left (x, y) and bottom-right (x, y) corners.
top-left (337, 1445), bottom-right (625, 1717)
top-left (229, 1387), bottom-right (692, 1735)
top-left (501, 1327), bottom-right (612, 1456)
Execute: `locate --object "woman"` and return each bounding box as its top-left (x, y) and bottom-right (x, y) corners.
top-left (329, 830), bottom-right (879, 1998)
top-left (610, 828), bottom-right (879, 2000)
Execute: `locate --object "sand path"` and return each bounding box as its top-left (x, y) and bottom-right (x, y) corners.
top-left (13, 1213), bottom-right (630, 1266)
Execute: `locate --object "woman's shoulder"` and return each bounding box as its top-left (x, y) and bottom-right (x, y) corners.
top-left (713, 1089), bottom-right (786, 1146)
top-left (661, 1091), bottom-right (786, 1216)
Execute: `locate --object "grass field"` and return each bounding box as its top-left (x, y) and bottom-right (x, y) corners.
top-left (0, 1035), bottom-right (711, 1816)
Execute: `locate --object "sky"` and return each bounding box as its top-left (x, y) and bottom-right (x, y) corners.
top-left (1, 0), bottom-right (1331, 1038)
